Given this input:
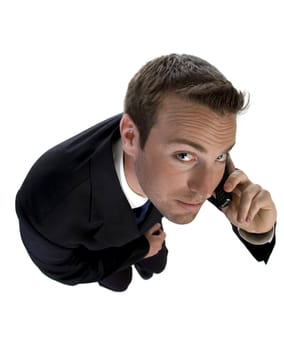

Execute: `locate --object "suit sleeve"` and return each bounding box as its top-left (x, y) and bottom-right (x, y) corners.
top-left (231, 224), bottom-right (275, 264)
top-left (15, 191), bottom-right (149, 286)
top-left (208, 198), bottom-right (276, 263)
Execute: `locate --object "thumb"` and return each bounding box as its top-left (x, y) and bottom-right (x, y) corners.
top-left (149, 223), bottom-right (161, 235)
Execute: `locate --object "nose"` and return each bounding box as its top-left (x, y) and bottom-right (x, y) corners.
top-left (187, 166), bottom-right (217, 199)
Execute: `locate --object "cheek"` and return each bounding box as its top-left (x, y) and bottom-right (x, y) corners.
top-left (150, 156), bottom-right (178, 182)
top-left (150, 162), bottom-right (187, 197)
top-left (137, 154), bottom-right (172, 192)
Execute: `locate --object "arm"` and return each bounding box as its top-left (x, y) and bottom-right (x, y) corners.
top-left (15, 143), bottom-right (153, 285)
top-left (231, 224), bottom-right (275, 263)
top-left (222, 156), bottom-right (277, 263)
top-left (16, 202), bottom-right (150, 285)
top-left (17, 204), bottom-right (169, 285)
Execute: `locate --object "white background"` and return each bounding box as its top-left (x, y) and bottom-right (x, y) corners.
top-left (1, 1), bottom-right (283, 349)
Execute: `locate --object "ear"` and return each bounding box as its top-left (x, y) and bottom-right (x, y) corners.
top-left (119, 114), bottom-right (140, 157)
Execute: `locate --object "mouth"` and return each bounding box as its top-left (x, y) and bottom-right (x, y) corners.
top-left (175, 200), bottom-right (204, 213)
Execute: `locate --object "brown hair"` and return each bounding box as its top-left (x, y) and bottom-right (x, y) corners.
top-left (124, 53), bottom-right (248, 148)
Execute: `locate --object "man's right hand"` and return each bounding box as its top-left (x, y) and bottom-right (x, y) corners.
top-left (144, 223), bottom-right (166, 258)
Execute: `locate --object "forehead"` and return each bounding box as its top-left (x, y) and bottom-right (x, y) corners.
top-left (154, 95), bottom-right (237, 146)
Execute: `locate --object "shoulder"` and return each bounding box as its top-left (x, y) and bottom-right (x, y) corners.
top-left (17, 114), bottom-right (122, 223)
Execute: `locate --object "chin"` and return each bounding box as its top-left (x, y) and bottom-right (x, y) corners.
top-left (164, 212), bottom-right (198, 225)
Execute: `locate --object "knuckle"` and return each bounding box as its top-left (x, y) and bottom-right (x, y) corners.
top-left (232, 169), bottom-right (248, 181)
top-left (261, 188), bottom-right (270, 198)
top-left (254, 184), bottom-right (262, 191)
top-left (232, 169), bottom-right (243, 177)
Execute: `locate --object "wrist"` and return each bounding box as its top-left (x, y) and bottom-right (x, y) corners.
top-left (238, 223), bottom-right (276, 245)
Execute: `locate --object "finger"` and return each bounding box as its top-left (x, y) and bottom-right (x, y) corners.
top-left (245, 189), bottom-right (275, 224)
top-left (159, 230), bottom-right (166, 239)
top-left (150, 223), bottom-right (161, 233)
top-left (153, 228), bottom-right (166, 238)
top-left (237, 184), bottom-right (262, 223)
top-left (226, 153), bottom-right (235, 173)
top-left (224, 169), bottom-right (249, 193)
top-left (149, 223), bottom-right (162, 236)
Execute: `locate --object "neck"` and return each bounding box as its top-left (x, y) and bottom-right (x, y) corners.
top-left (123, 152), bottom-right (146, 198)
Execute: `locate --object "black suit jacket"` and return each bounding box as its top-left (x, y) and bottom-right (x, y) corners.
top-left (15, 114), bottom-right (275, 285)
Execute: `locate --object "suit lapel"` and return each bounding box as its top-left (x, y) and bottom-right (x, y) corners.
top-left (88, 115), bottom-right (163, 247)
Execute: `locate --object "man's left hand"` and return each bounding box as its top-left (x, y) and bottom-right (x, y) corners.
top-left (222, 157), bottom-right (277, 234)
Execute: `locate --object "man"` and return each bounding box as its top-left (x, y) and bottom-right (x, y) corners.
top-left (15, 54), bottom-right (277, 292)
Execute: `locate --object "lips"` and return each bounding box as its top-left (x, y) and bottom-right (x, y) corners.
top-left (176, 200), bottom-right (203, 213)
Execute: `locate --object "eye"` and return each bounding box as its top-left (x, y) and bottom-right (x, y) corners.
top-left (176, 152), bottom-right (194, 162)
top-left (216, 153), bottom-right (228, 162)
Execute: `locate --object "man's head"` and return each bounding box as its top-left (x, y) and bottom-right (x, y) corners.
top-left (121, 54), bottom-right (248, 224)
top-left (124, 53), bottom-right (247, 149)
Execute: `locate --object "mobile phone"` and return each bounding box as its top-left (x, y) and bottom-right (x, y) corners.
top-left (211, 164), bottom-right (232, 209)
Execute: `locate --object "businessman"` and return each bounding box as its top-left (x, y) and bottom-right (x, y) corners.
top-left (16, 54), bottom-right (277, 292)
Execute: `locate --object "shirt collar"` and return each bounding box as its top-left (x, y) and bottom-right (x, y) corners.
top-left (113, 139), bottom-right (148, 209)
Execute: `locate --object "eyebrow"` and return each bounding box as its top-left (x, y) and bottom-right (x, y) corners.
top-left (168, 138), bottom-right (235, 154)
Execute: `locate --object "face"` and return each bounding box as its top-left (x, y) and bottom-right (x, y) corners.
top-left (122, 95), bottom-right (237, 225)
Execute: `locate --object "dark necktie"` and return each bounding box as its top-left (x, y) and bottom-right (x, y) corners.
top-left (132, 200), bottom-right (151, 224)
